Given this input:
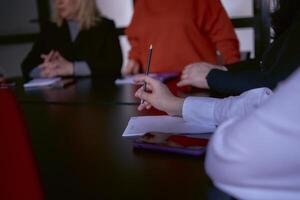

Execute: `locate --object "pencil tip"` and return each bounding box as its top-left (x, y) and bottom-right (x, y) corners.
top-left (150, 44), bottom-right (153, 49)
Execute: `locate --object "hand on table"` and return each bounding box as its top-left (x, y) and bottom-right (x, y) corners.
top-left (121, 59), bottom-right (140, 76)
top-left (134, 75), bottom-right (184, 116)
top-left (177, 62), bottom-right (227, 89)
top-left (39, 50), bottom-right (74, 78)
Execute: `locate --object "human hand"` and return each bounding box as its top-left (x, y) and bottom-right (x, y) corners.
top-left (41, 50), bottom-right (56, 63)
top-left (177, 62), bottom-right (227, 88)
top-left (134, 75), bottom-right (184, 116)
top-left (121, 59), bottom-right (140, 76)
top-left (40, 51), bottom-right (74, 77)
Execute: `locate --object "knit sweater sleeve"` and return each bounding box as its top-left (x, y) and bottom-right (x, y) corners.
top-left (202, 0), bottom-right (240, 64)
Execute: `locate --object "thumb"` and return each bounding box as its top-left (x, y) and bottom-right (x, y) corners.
top-left (177, 79), bottom-right (190, 87)
top-left (133, 65), bottom-right (140, 74)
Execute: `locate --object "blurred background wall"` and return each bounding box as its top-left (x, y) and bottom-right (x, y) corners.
top-left (0, 0), bottom-right (258, 78)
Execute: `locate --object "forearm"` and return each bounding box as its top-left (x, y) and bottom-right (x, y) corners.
top-left (206, 69), bottom-right (271, 94)
top-left (164, 97), bottom-right (184, 116)
top-left (182, 88), bottom-right (272, 125)
top-left (29, 66), bottom-right (42, 78)
top-left (73, 61), bottom-right (91, 76)
top-left (205, 69), bottom-right (300, 199)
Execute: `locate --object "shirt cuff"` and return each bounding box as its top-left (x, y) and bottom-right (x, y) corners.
top-left (29, 66), bottom-right (42, 78)
top-left (182, 96), bottom-right (219, 127)
top-left (74, 61), bottom-right (91, 76)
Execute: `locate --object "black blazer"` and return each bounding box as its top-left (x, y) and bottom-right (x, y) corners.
top-left (206, 13), bottom-right (300, 94)
top-left (22, 18), bottom-right (122, 80)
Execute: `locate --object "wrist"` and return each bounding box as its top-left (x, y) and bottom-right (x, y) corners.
top-left (165, 97), bottom-right (185, 116)
top-left (69, 62), bottom-right (75, 75)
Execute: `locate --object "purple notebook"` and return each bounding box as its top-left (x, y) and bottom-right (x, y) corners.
top-left (133, 132), bottom-right (208, 156)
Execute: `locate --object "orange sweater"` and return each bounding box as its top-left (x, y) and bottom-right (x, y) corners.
top-left (126, 0), bottom-right (240, 73)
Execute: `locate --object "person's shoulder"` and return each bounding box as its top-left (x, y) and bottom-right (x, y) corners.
top-left (41, 20), bottom-right (58, 29)
top-left (95, 17), bottom-right (116, 29)
top-left (292, 13), bottom-right (300, 28)
top-left (40, 20), bottom-right (60, 32)
top-left (89, 17), bottom-right (117, 35)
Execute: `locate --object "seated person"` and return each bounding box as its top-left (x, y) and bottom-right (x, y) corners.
top-left (22, 0), bottom-right (122, 80)
top-left (134, 66), bottom-right (300, 199)
top-left (122, 0), bottom-right (240, 76)
top-left (205, 66), bottom-right (300, 199)
top-left (177, 0), bottom-right (300, 95)
top-left (133, 75), bottom-right (272, 127)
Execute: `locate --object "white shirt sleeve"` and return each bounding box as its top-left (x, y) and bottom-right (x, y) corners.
top-left (205, 67), bottom-right (300, 200)
top-left (182, 88), bottom-right (272, 126)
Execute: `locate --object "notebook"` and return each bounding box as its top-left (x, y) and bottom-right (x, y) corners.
top-left (122, 115), bottom-right (216, 138)
top-left (115, 72), bottom-right (178, 85)
top-left (133, 132), bottom-right (209, 156)
top-left (23, 78), bottom-right (61, 88)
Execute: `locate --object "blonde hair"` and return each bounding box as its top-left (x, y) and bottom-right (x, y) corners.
top-left (54, 0), bottom-right (102, 30)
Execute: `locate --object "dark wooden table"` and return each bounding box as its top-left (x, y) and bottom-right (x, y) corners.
top-left (13, 78), bottom-right (213, 200)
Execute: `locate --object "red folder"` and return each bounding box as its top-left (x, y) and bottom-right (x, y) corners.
top-left (0, 88), bottom-right (44, 200)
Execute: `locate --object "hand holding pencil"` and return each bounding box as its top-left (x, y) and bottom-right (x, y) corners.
top-left (134, 75), bottom-right (184, 116)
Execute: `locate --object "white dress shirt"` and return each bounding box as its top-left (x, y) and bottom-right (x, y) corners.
top-left (205, 67), bottom-right (300, 200)
top-left (182, 87), bottom-right (272, 127)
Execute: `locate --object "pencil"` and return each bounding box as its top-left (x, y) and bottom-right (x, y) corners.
top-left (141, 44), bottom-right (153, 104)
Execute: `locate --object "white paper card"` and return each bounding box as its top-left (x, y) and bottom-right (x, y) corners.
top-left (24, 78), bottom-right (61, 88)
top-left (115, 72), bottom-right (178, 85)
top-left (122, 115), bottom-right (216, 137)
top-left (115, 76), bottom-right (136, 85)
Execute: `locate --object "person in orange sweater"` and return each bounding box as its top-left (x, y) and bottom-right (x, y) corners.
top-left (122, 0), bottom-right (240, 76)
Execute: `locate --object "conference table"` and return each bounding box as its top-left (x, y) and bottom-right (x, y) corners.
top-left (12, 77), bottom-right (216, 200)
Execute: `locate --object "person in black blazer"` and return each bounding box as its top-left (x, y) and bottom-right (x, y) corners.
top-left (22, 0), bottom-right (122, 80)
top-left (177, 0), bottom-right (300, 94)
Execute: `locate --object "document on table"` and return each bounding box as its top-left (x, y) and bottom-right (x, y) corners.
top-left (23, 78), bottom-right (62, 88)
top-left (115, 72), bottom-right (178, 85)
top-left (122, 115), bottom-right (216, 137)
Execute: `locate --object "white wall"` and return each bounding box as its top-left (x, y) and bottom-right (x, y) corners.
top-left (0, 0), bottom-right (39, 35)
top-left (0, 44), bottom-right (32, 77)
top-left (221, 0), bottom-right (255, 57)
top-left (96, 0), bottom-right (133, 28)
top-left (96, 0), bottom-right (133, 68)
top-left (0, 0), bottom-right (39, 78)
top-left (221, 0), bottom-right (253, 18)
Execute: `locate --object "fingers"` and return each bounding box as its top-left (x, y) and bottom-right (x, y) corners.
top-left (122, 60), bottom-right (140, 76)
top-left (122, 65), bottom-right (134, 76)
top-left (41, 50), bottom-right (56, 63)
top-left (39, 61), bottom-right (59, 77)
top-left (177, 79), bottom-right (191, 87)
top-left (135, 86), bottom-right (151, 101)
top-left (40, 61), bottom-right (58, 71)
top-left (133, 75), bottom-right (160, 88)
top-left (41, 50), bottom-right (63, 64)
top-left (121, 68), bottom-right (130, 76)
top-left (219, 66), bottom-right (228, 71)
top-left (181, 64), bottom-right (195, 78)
top-left (179, 68), bottom-right (191, 87)
top-left (180, 72), bottom-right (189, 80)
top-left (40, 68), bottom-right (57, 78)
top-left (137, 101), bottom-right (152, 111)
top-left (133, 64), bottom-right (140, 74)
